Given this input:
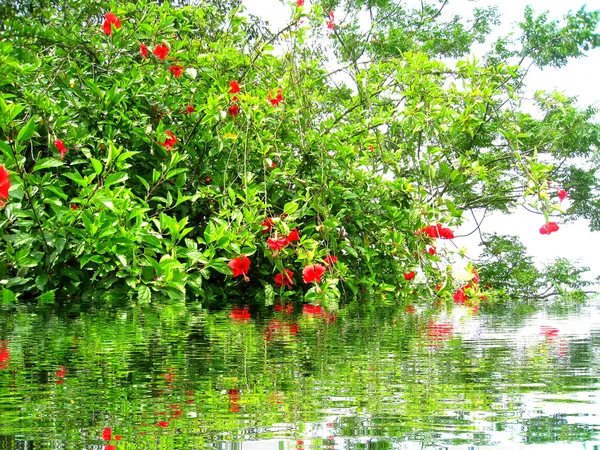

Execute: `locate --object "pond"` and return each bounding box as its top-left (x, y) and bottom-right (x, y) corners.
top-left (1, 301), bottom-right (599, 449)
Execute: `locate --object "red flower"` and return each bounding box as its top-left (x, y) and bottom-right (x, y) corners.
top-left (0, 341), bottom-right (9, 369)
top-left (102, 12), bottom-right (121, 36)
top-left (324, 255), bottom-right (338, 266)
top-left (403, 271), bottom-right (415, 280)
top-left (261, 218), bottom-right (274, 234)
top-left (104, 446), bottom-right (116, 450)
top-left (153, 43), bottom-right (170, 60)
top-left (471, 268), bottom-right (480, 284)
top-left (274, 302), bottom-right (293, 313)
top-left (404, 305), bottom-right (415, 314)
top-left (268, 161), bottom-right (277, 168)
top-left (102, 428), bottom-right (112, 441)
top-left (302, 304), bottom-right (323, 315)
top-left (229, 307), bottom-right (251, 322)
top-left (268, 89), bottom-right (284, 106)
top-left (228, 255), bottom-right (250, 279)
top-left (539, 221), bottom-right (559, 235)
top-left (155, 421), bottom-right (169, 427)
top-left (0, 166), bottom-right (10, 207)
top-left (229, 80), bottom-right (240, 94)
top-left (168, 65), bottom-right (184, 78)
top-left (268, 236), bottom-right (288, 252)
top-left (427, 246), bottom-right (436, 255)
top-left (420, 224), bottom-right (454, 239)
top-left (296, 0), bottom-right (304, 5)
top-left (54, 139), bottom-right (67, 159)
top-left (557, 188), bottom-right (568, 202)
top-left (287, 228), bottom-right (300, 242)
top-left (205, 176), bottom-right (212, 184)
top-left (274, 269), bottom-right (294, 288)
top-left (327, 11), bottom-right (335, 30)
top-left (55, 366), bottom-right (67, 378)
top-left (160, 131), bottom-right (177, 150)
top-left (228, 105), bottom-right (239, 117)
top-left (140, 43), bottom-right (148, 58)
top-left (302, 264), bottom-right (326, 283)
top-left (453, 287), bottom-right (467, 304)
top-left (186, 105), bottom-right (195, 114)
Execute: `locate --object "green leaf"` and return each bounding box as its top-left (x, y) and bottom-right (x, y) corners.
top-left (33, 158), bottom-right (64, 172)
top-left (138, 284), bottom-right (151, 304)
top-left (207, 258), bottom-right (232, 275)
top-left (284, 201), bottom-right (299, 215)
top-left (104, 172), bottom-right (128, 187)
top-left (1, 288), bottom-right (17, 304)
top-left (16, 116), bottom-right (36, 143)
top-left (90, 158), bottom-right (103, 174)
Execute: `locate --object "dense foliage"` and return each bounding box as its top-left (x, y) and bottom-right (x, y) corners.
top-left (0, 0), bottom-right (598, 307)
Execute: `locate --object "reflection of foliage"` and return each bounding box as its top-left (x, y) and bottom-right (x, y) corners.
top-left (477, 234), bottom-right (594, 301)
top-left (1, 306), bottom-right (599, 447)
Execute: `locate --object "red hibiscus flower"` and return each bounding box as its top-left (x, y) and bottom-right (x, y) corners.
top-left (168, 65), bottom-right (184, 78)
top-left (102, 12), bottom-right (121, 36)
top-left (102, 428), bottom-right (112, 441)
top-left (287, 228), bottom-right (300, 242)
top-left (539, 221), bottom-right (559, 235)
top-left (327, 11), bottom-right (335, 30)
top-left (54, 139), bottom-right (67, 159)
top-left (228, 255), bottom-right (250, 280)
top-left (228, 104), bottom-right (239, 117)
top-left (229, 80), bottom-right (240, 94)
top-left (160, 131), bottom-right (177, 150)
top-left (153, 43), bottom-right (170, 60)
top-left (267, 236), bottom-right (288, 253)
top-left (140, 43), bottom-right (148, 58)
top-left (229, 307), bottom-right (251, 322)
top-left (557, 188), bottom-right (568, 201)
top-left (302, 304), bottom-right (323, 315)
top-left (302, 264), bottom-right (326, 283)
top-left (324, 255), bottom-right (338, 266)
top-left (420, 224), bottom-right (454, 239)
top-left (453, 287), bottom-right (467, 304)
top-left (268, 89), bottom-right (284, 106)
top-left (261, 218), bottom-right (274, 234)
top-left (427, 246), bottom-right (436, 255)
top-left (405, 305), bottom-right (415, 314)
top-left (186, 105), bottom-right (195, 114)
top-left (205, 176), bottom-right (212, 184)
top-left (274, 269), bottom-right (294, 288)
top-left (268, 161), bottom-right (277, 168)
top-left (403, 271), bottom-right (415, 280)
top-left (296, 0), bottom-right (304, 5)
top-left (0, 166), bottom-right (10, 207)
top-left (0, 341), bottom-right (9, 369)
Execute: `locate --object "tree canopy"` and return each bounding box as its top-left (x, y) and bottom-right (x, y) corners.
top-left (0, 0), bottom-right (598, 308)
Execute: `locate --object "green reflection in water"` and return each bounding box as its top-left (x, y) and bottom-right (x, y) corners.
top-left (0, 303), bottom-right (599, 449)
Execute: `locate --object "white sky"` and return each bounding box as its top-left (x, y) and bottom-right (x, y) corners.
top-left (241, 0), bottom-right (600, 278)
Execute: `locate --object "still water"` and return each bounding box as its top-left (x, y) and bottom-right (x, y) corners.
top-left (0, 300), bottom-right (599, 449)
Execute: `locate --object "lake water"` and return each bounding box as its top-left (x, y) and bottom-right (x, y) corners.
top-left (1, 300), bottom-right (599, 449)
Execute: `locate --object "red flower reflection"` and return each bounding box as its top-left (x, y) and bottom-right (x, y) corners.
top-left (229, 80), bottom-right (240, 94)
top-left (403, 271), bottom-right (415, 281)
top-left (54, 139), bottom-right (67, 159)
top-left (140, 43), bottom-right (148, 58)
top-left (168, 65), bottom-right (184, 78)
top-left (324, 255), bottom-right (338, 266)
top-left (302, 304), bottom-right (323, 316)
top-left (228, 255), bottom-right (250, 280)
top-left (274, 269), bottom-right (294, 288)
top-left (274, 302), bottom-right (293, 313)
top-left (540, 326), bottom-right (559, 339)
top-left (268, 89), bottom-right (284, 106)
top-left (160, 131), bottom-right (177, 150)
top-left (427, 322), bottom-right (453, 341)
top-left (55, 365), bottom-right (67, 384)
top-left (102, 12), bottom-right (121, 36)
top-left (0, 341), bottom-right (9, 369)
top-left (0, 166), bottom-right (10, 207)
top-left (155, 421), bottom-right (169, 427)
top-left (228, 389), bottom-right (240, 413)
top-left (302, 264), bottom-right (326, 283)
top-left (405, 305), bottom-right (415, 314)
top-left (264, 319), bottom-right (299, 341)
top-left (420, 224), bottom-right (454, 239)
top-left (229, 307), bottom-right (251, 322)
top-left (153, 43), bottom-right (170, 60)
top-left (539, 221), bottom-right (559, 235)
